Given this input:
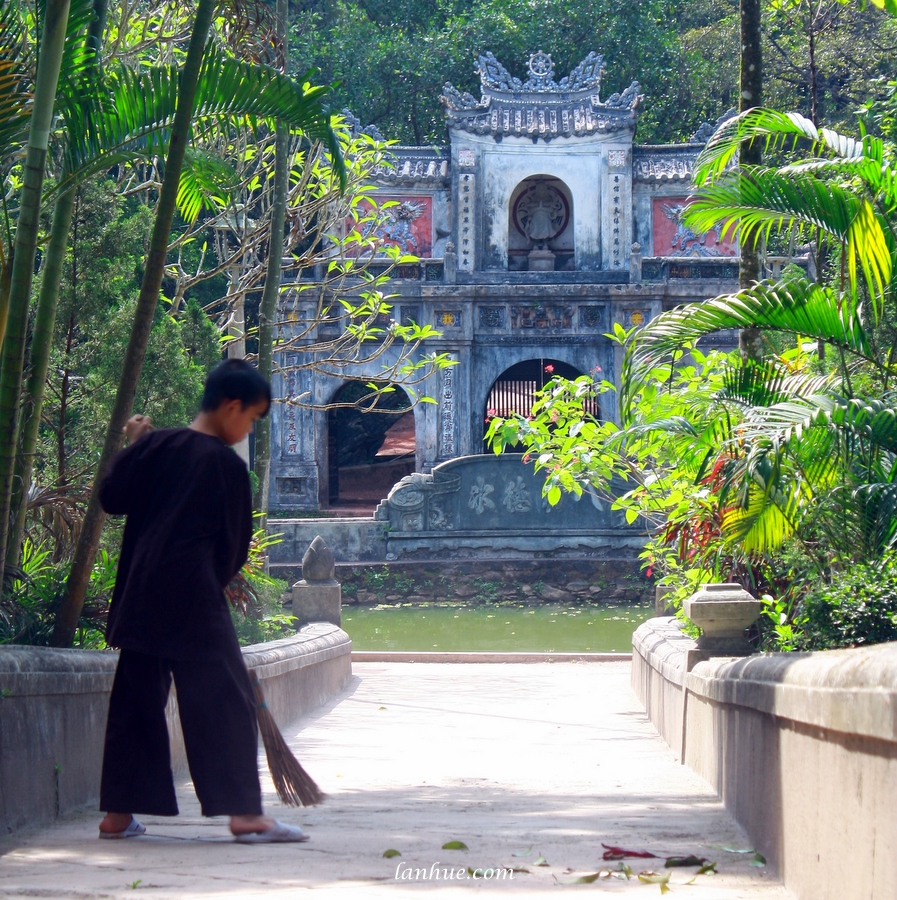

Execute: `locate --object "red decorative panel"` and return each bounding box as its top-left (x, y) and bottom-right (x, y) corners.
top-left (652, 197), bottom-right (736, 257)
top-left (352, 196), bottom-right (433, 257)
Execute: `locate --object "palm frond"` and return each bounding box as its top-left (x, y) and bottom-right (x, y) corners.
top-left (0, 58), bottom-right (30, 168)
top-left (854, 481), bottom-right (897, 553)
top-left (718, 358), bottom-right (793, 409)
top-left (737, 400), bottom-right (840, 490)
top-left (621, 415), bottom-right (700, 440)
top-left (757, 396), bottom-right (897, 460)
top-left (684, 170), bottom-right (892, 306)
top-left (694, 108), bottom-right (884, 186)
top-left (731, 395), bottom-right (897, 530)
top-left (58, 43), bottom-right (344, 196)
top-left (175, 147), bottom-right (240, 223)
top-left (830, 398), bottom-right (897, 454)
top-left (0, 1), bottom-right (32, 168)
top-left (624, 278), bottom-right (873, 396)
top-left (781, 156), bottom-right (897, 204)
top-left (56, 0), bottom-right (99, 94)
top-left (721, 484), bottom-right (798, 552)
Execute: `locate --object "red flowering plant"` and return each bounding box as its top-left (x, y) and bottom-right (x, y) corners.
top-left (485, 324), bottom-right (818, 637)
top-left (488, 107), bottom-right (897, 650)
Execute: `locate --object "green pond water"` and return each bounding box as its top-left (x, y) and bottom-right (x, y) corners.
top-left (342, 602), bottom-right (653, 652)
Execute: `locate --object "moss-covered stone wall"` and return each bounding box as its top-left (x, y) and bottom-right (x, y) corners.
top-left (281, 558), bottom-right (652, 606)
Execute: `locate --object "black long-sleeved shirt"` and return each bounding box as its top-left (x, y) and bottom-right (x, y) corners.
top-left (100, 428), bottom-right (252, 660)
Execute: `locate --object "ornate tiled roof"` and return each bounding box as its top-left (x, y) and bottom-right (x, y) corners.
top-left (368, 146), bottom-right (450, 185)
top-left (442, 51), bottom-right (641, 140)
top-left (632, 145), bottom-right (701, 183)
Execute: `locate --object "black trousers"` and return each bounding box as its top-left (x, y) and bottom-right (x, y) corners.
top-left (100, 643), bottom-right (263, 818)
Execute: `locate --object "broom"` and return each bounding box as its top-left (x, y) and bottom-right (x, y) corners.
top-left (251, 674), bottom-right (324, 807)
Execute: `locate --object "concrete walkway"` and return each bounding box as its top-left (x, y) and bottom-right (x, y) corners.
top-left (0, 662), bottom-right (791, 898)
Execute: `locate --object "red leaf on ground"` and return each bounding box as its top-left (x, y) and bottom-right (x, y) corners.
top-left (601, 844), bottom-right (659, 860)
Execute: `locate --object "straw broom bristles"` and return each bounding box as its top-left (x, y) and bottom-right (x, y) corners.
top-left (251, 674), bottom-right (324, 807)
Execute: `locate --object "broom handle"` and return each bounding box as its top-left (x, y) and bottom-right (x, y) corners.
top-left (249, 672), bottom-right (266, 711)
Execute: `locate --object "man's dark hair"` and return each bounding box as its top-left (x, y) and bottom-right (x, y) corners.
top-left (201, 359), bottom-right (271, 414)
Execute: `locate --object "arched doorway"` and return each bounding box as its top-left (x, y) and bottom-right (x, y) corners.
top-left (327, 381), bottom-right (415, 508)
top-left (483, 358), bottom-right (600, 449)
top-left (508, 176), bottom-right (574, 271)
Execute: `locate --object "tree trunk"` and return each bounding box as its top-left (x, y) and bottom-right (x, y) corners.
top-left (5, 187), bottom-right (76, 570)
top-left (50, 0), bottom-right (217, 647)
top-left (252, 0), bottom-right (290, 520)
top-left (0, 0), bottom-right (71, 587)
top-left (739, 0), bottom-right (764, 363)
top-left (0, 257), bottom-right (11, 352)
top-left (6, 0), bottom-right (110, 571)
top-left (57, 319), bottom-right (75, 491)
top-left (227, 262), bottom-right (249, 464)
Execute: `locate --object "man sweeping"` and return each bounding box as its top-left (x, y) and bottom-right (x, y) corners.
top-left (97, 359), bottom-right (307, 843)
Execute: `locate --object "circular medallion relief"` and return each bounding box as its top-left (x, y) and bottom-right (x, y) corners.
top-left (528, 51), bottom-right (554, 78)
top-left (513, 183), bottom-right (570, 243)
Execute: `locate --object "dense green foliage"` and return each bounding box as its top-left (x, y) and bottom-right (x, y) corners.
top-left (36, 180), bottom-right (218, 492)
top-left (0, 540), bottom-right (117, 646)
top-left (292, 0), bottom-right (897, 144)
top-left (684, 0), bottom-right (897, 131)
top-left (229, 576), bottom-right (294, 645)
top-left (293, 0), bottom-right (691, 143)
top-left (799, 554), bottom-right (897, 648)
top-left (488, 100), bottom-right (897, 651)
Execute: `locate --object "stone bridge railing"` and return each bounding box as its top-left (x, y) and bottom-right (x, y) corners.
top-left (0, 624), bottom-right (351, 836)
top-left (632, 616), bottom-right (897, 900)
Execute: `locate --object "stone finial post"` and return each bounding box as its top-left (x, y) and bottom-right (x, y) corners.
top-left (630, 242), bottom-right (642, 283)
top-left (443, 241), bottom-right (457, 284)
top-left (654, 584), bottom-right (675, 617)
top-left (292, 535), bottom-right (342, 629)
top-left (683, 583), bottom-right (761, 656)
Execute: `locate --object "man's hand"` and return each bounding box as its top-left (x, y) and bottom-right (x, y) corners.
top-left (123, 415), bottom-right (153, 443)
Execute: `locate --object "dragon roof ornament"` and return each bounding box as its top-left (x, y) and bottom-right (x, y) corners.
top-left (441, 50), bottom-right (640, 140)
top-left (475, 50), bottom-right (605, 93)
top-left (341, 108), bottom-right (385, 142)
top-left (689, 107), bottom-right (737, 144)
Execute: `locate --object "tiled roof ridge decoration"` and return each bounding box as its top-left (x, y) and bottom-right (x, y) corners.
top-left (476, 50), bottom-right (605, 93)
top-left (632, 107), bottom-right (737, 181)
top-left (368, 146), bottom-right (451, 184)
top-left (340, 112), bottom-right (449, 183)
top-left (441, 50), bottom-right (642, 140)
top-left (632, 146), bottom-right (700, 183)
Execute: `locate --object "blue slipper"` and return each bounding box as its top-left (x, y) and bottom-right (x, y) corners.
top-left (99, 817), bottom-right (146, 839)
top-left (234, 820), bottom-right (309, 843)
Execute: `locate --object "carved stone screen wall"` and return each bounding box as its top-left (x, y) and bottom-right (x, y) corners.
top-left (375, 454), bottom-right (643, 559)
